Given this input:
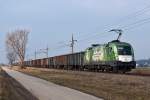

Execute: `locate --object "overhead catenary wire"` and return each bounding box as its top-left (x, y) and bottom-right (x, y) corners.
top-left (29, 4), bottom-right (150, 59)
top-left (124, 19), bottom-right (150, 31)
top-left (46, 4), bottom-right (150, 49)
top-left (121, 5), bottom-right (150, 20)
top-left (113, 4), bottom-right (150, 28)
top-left (120, 17), bottom-right (150, 29)
top-left (73, 5), bottom-right (150, 42)
top-left (34, 16), bottom-right (150, 59)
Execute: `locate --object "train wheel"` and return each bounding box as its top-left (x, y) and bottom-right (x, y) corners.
top-left (101, 68), bottom-right (105, 72)
top-left (105, 67), bottom-right (110, 73)
top-left (113, 66), bottom-right (118, 73)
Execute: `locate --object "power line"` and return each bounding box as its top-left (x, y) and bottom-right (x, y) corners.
top-left (120, 17), bottom-right (150, 29)
top-left (124, 19), bottom-right (150, 31)
top-left (123, 5), bottom-right (150, 19)
top-left (38, 4), bottom-right (150, 53)
top-left (28, 4), bottom-right (150, 59)
top-left (76, 17), bottom-right (150, 44)
top-left (77, 17), bottom-right (150, 43)
top-left (77, 32), bottom-right (108, 43)
top-left (113, 5), bottom-right (150, 28)
top-left (75, 4), bottom-right (150, 43)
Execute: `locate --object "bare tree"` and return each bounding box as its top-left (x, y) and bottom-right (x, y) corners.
top-left (6, 50), bottom-right (17, 66)
top-left (6, 29), bottom-right (29, 68)
top-left (6, 37), bottom-right (17, 66)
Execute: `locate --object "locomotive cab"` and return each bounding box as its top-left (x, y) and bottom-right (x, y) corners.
top-left (108, 40), bottom-right (136, 72)
top-left (117, 44), bottom-right (133, 62)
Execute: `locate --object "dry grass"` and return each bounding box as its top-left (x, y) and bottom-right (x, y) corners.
top-left (0, 67), bottom-right (38, 100)
top-left (14, 66), bottom-right (150, 100)
top-left (130, 67), bottom-right (150, 75)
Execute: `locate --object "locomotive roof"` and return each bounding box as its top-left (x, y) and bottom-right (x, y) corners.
top-left (87, 40), bottom-right (131, 49)
top-left (108, 40), bottom-right (131, 45)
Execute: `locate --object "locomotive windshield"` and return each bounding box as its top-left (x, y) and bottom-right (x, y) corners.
top-left (117, 45), bottom-right (132, 55)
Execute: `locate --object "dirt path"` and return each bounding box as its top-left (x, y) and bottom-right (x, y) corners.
top-left (2, 67), bottom-right (102, 100)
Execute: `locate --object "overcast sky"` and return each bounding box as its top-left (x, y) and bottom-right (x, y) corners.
top-left (0, 0), bottom-right (150, 63)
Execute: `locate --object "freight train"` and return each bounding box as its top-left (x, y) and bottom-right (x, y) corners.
top-left (23, 30), bottom-right (136, 73)
top-left (23, 41), bottom-right (136, 73)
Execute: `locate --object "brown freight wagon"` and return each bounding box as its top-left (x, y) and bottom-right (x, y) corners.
top-left (31, 60), bottom-right (35, 67)
top-left (48, 57), bottom-right (54, 68)
top-left (47, 52), bottom-right (84, 70)
top-left (66, 52), bottom-right (84, 70)
top-left (36, 59), bottom-right (41, 67)
top-left (41, 58), bottom-right (49, 68)
top-left (54, 55), bottom-right (67, 69)
top-left (28, 60), bottom-right (32, 67)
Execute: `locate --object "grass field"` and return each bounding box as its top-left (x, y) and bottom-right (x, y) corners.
top-left (14, 66), bottom-right (150, 100)
top-left (130, 67), bottom-right (150, 75)
top-left (0, 67), bottom-right (37, 100)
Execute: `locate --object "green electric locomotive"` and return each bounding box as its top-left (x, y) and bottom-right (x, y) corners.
top-left (84, 40), bottom-right (136, 72)
top-left (84, 29), bottom-right (136, 73)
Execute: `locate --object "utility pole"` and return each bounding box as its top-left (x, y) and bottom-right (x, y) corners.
top-left (70, 34), bottom-right (77, 54)
top-left (40, 46), bottom-right (49, 58)
top-left (35, 50), bottom-right (37, 60)
top-left (46, 46), bottom-right (49, 58)
top-left (26, 54), bottom-right (29, 61)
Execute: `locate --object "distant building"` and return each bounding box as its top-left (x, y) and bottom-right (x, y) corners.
top-left (136, 58), bottom-right (150, 67)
